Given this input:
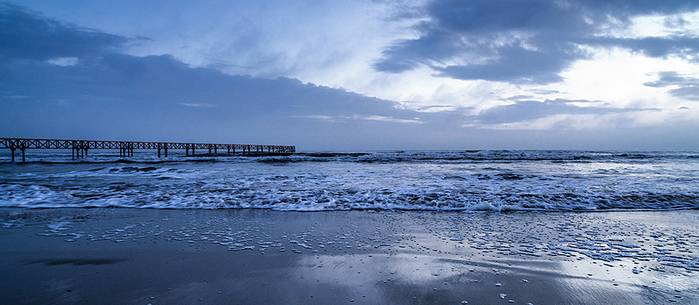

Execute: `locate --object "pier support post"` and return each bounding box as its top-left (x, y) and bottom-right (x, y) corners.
top-left (185, 145), bottom-right (189, 156)
top-left (164, 146), bottom-right (168, 157)
top-left (10, 147), bottom-right (15, 163)
top-left (20, 147), bottom-right (25, 163)
top-left (157, 144), bottom-right (161, 158)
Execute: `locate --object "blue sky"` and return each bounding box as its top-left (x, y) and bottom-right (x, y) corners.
top-left (1, 1), bottom-right (698, 150)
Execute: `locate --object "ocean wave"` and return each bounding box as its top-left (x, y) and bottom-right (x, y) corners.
top-left (262, 151), bottom-right (699, 164)
top-left (1, 150), bottom-right (697, 212)
top-left (2, 150), bottom-right (698, 165)
top-left (0, 182), bottom-right (696, 212)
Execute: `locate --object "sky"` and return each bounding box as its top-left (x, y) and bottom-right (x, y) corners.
top-left (1, 0), bottom-right (698, 150)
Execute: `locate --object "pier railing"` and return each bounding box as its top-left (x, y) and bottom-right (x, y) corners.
top-left (0, 137), bottom-right (295, 162)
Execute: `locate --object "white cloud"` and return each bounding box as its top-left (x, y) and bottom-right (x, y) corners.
top-left (295, 114), bottom-right (422, 124)
top-left (179, 102), bottom-right (215, 108)
top-left (466, 112), bottom-right (642, 131)
top-left (604, 11), bottom-right (699, 38)
top-left (46, 57), bottom-right (79, 66)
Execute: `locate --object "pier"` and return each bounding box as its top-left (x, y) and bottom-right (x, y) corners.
top-left (0, 137), bottom-right (295, 162)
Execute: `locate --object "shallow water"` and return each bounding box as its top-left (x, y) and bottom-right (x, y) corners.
top-left (0, 150), bottom-right (698, 211)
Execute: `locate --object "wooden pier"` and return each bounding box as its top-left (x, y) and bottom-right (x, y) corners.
top-left (0, 137), bottom-right (295, 162)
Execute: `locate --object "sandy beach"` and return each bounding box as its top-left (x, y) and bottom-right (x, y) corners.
top-left (1, 208), bottom-right (697, 305)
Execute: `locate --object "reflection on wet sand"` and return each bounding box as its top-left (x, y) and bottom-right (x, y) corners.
top-left (0, 208), bottom-right (697, 304)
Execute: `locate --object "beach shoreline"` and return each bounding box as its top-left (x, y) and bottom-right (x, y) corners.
top-left (1, 208), bottom-right (697, 305)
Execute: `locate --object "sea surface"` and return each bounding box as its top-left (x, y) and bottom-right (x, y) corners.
top-left (0, 150), bottom-right (697, 211)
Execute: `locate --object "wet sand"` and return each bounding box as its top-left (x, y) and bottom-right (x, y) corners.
top-left (1, 208), bottom-right (697, 305)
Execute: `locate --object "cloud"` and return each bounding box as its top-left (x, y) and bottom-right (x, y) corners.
top-left (297, 114), bottom-right (422, 124)
top-left (0, 50), bottom-right (443, 148)
top-left (471, 99), bottom-right (659, 125)
top-left (1, 3), bottom-right (697, 150)
top-left (375, 0), bottom-right (699, 84)
top-left (644, 71), bottom-right (696, 87)
top-left (46, 57), bottom-right (79, 66)
top-left (179, 102), bottom-right (215, 108)
top-left (669, 86), bottom-right (699, 100)
top-left (644, 71), bottom-right (699, 100)
top-left (0, 4), bottom-right (451, 149)
top-left (590, 36), bottom-right (699, 61)
top-left (0, 3), bottom-right (129, 60)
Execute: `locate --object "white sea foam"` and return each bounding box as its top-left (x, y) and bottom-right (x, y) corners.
top-left (0, 150), bottom-right (697, 211)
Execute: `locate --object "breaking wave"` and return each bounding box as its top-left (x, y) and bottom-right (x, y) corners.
top-left (1, 150), bottom-right (698, 211)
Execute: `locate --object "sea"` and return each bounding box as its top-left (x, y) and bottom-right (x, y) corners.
top-left (1, 150), bottom-right (697, 211)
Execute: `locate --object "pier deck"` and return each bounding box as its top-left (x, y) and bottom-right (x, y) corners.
top-left (0, 137), bottom-right (295, 162)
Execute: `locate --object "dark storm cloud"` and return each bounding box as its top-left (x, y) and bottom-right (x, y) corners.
top-left (474, 99), bottom-right (659, 124)
top-left (375, 0), bottom-right (699, 83)
top-left (589, 36), bottom-right (699, 60)
top-left (0, 4), bottom-right (462, 149)
top-left (0, 51), bottom-right (443, 148)
top-left (0, 3), bottom-right (129, 60)
top-left (644, 71), bottom-right (699, 101)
